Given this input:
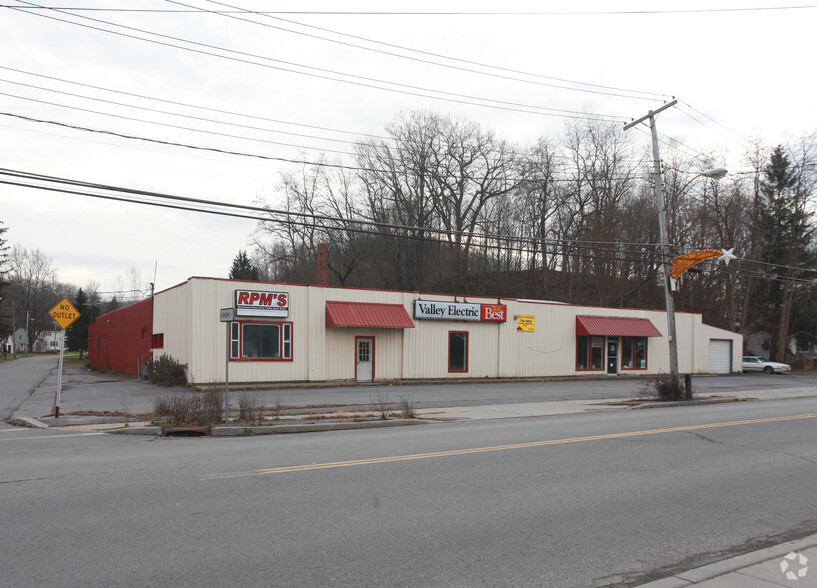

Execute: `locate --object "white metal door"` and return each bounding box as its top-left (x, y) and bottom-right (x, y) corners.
top-left (709, 339), bottom-right (732, 374)
top-left (356, 338), bottom-right (373, 381)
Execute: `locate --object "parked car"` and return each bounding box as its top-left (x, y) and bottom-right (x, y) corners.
top-left (742, 356), bottom-right (791, 374)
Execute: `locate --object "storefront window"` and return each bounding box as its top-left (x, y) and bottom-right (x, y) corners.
top-left (577, 335), bottom-right (604, 370)
top-left (230, 322), bottom-right (292, 361)
top-left (449, 331), bottom-right (468, 372)
top-left (621, 337), bottom-right (647, 369)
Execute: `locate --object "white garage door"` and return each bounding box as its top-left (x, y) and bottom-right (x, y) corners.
top-left (709, 340), bottom-right (732, 374)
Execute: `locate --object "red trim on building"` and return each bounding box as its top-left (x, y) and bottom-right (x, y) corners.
top-left (575, 316), bottom-right (661, 337)
top-left (354, 336), bottom-right (375, 381)
top-left (229, 320), bottom-right (293, 362)
top-left (448, 331), bottom-right (469, 373)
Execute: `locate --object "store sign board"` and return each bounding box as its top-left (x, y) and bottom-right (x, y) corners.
top-left (413, 300), bottom-right (507, 323)
top-left (516, 314), bottom-right (536, 332)
top-left (235, 290), bottom-right (289, 318)
top-left (481, 305), bottom-right (507, 322)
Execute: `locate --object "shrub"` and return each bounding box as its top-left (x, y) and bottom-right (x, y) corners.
top-left (641, 374), bottom-right (687, 402)
top-left (398, 395), bottom-right (417, 419)
top-left (146, 354), bottom-right (188, 387)
top-left (369, 391), bottom-right (393, 420)
top-left (238, 391), bottom-right (261, 423)
top-left (151, 387), bottom-right (224, 426)
top-left (270, 393), bottom-right (286, 420)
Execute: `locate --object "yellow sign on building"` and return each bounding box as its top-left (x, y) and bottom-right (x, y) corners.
top-left (516, 314), bottom-right (535, 332)
top-left (49, 298), bottom-right (81, 330)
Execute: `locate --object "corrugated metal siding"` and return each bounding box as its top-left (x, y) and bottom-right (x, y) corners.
top-left (153, 281), bottom-right (193, 376)
top-left (150, 278), bottom-right (743, 384)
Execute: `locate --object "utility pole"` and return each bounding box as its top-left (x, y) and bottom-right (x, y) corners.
top-left (624, 100), bottom-right (682, 398)
top-left (11, 301), bottom-right (16, 357)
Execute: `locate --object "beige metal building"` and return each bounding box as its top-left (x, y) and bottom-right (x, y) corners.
top-left (148, 277), bottom-right (742, 385)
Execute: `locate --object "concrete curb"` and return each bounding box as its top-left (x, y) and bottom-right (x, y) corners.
top-left (7, 416), bottom-right (49, 429)
top-left (208, 418), bottom-right (428, 436)
top-left (632, 398), bottom-right (746, 410)
top-left (100, 418), bottom-right (430, 437)
top-left (108, 426), bottom-right (161, 435)
top-left (637, 532), bottom-right (817, 587)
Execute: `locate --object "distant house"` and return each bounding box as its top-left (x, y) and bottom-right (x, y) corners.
top-left (33, 330), bottom-right (62, 353)
top-left (3, 328), bottom-right (30, 354)
top-left (745, 331), bottom-right (803, 360)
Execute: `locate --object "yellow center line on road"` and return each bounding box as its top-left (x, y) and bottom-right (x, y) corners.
top-left (200, 413), bottom-right (817, 480)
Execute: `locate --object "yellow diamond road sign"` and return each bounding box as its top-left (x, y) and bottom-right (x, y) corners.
top-left (49, 298), bottom-right (81, 330)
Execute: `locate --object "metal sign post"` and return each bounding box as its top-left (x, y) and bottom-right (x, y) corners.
top-left (219, 307), bottom-right (236, 423)
top-left (48, 298), bottom-right (81, 419)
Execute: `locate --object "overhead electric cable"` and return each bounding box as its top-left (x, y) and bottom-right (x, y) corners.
top-left (0, 65), bottom-right (396, 143)
top-left (4, 5), bottom-right (815, 15)
top-left (0, 111), bottom-right (657, 183)
top-left (0, 167), bottom-right (660, 251)
top-left (0, 90), bottom-right (360, 157)
top-left (166, 0), bottom-right (669, 102)
top-left (8, 1), bottom-right (629, 121)
top-left (4, 167), bottom-right (813, 283)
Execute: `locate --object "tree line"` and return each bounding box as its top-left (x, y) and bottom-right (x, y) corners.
top-left (2, 110), bottom-right (815, 363)
top-left (0, 239), bottom-right (143, 356)
top-left (248, 110), bottom-right (817, 361)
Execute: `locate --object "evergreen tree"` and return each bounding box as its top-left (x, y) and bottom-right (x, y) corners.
top-left (229, 250), bottom-right (259, 281)
top-left (66, 288), bottom-right (90, 352)
top-left (754, 146), bottom-right (816, 361)
top-left (0, 220), bottom-right (9, 337)
top-left (105, 296), bottom-right (120, 314)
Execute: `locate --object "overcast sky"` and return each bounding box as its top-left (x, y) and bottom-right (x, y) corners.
top-left (1, 1), bottom-right (815, 297)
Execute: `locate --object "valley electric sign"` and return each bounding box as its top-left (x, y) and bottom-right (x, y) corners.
top-left (235, 290), bottom-right (289, 318)
top-left (413, 300), bottom-right (507, 322)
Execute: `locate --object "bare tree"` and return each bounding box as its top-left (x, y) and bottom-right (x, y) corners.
top-left (7, 245), bottom-right (60, 349)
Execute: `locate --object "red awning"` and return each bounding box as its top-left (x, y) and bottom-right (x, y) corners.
top-left (575, 315), bottom-right (662, 337)
top-left (326, 301), bottom-right (415, 329)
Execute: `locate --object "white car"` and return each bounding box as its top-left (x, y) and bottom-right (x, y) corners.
top-left (742, 356), bottom-right (791, 374)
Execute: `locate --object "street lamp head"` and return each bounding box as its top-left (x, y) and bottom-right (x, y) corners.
top-left (702, 167), bottom-right (728, 180)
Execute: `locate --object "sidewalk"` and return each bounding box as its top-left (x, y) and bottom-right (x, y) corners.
top-left (638, 534), bottom-right (817, 587)
top-left (10, 362), bottom-right (817, 432)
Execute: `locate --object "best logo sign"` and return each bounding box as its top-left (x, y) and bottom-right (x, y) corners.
top-left (235, 290), bottom-right (289, 318)
top-left (481, 304), bottom-right (506, 322)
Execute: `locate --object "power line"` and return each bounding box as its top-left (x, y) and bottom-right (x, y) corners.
top-left (0, 90), bottom-right (360, 157)
top-left (4, 5), bottom-right (815, 15)
top-left (2, 167), bottom-right (813, 284)
top-left (0, 110), bottom-right (657, 182)
top-left (0, 65), bottom-right (396, 143)
top-left (174, 0), bottom-right (669, 102)
top-left (7, 2), bottom-right (630, 122)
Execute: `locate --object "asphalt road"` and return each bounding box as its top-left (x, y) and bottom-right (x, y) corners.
top-left (2, 396), bottom-right (816, 587)
top-left (271, 372), bottom-right (817, 409)
top-left (0, 354), bottom-right (55, 421)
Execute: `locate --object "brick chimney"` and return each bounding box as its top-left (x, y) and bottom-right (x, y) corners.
top-left (317, 243), bottom-right (329, 286)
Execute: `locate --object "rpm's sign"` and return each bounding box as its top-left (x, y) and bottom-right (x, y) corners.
top-left (235, 290), bottom-right (289, 318)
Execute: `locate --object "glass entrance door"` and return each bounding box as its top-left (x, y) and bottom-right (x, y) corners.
top-left (607, 338), bottom-right (619, 375)
top-left (356, 337), bottom-right (373, 381)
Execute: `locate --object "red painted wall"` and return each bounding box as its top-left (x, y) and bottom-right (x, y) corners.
top-left (87, 298), bottom-right (153, 377)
